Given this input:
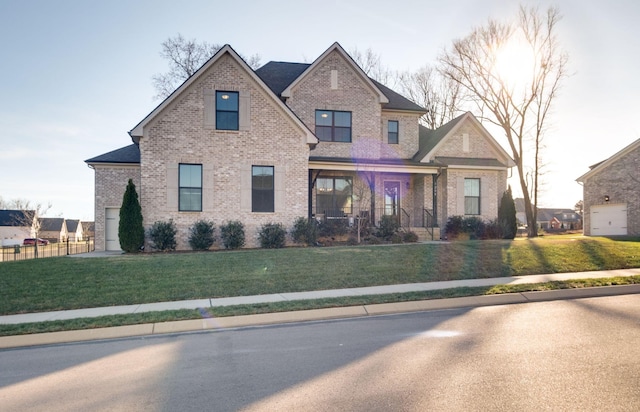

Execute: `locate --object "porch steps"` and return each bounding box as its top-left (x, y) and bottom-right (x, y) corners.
top-left (408, 227), bottom-right (441, 242)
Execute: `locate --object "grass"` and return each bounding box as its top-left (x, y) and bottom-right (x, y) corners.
top-left (1, 236), bottom-right (640, 316)
top-left (1, 275), bottom-right (638, 337)
top-left (0, 234), bottom-right (639, 337)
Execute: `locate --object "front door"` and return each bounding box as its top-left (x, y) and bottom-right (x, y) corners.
top-left (384, 182), bottom-right (400, 216)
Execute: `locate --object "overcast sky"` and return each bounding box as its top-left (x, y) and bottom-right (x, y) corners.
top-left (1, 0), bottom-right (638, 220)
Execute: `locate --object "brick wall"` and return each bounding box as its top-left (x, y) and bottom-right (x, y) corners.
top-left (582, 144), bottom-right (640, 235)
top-left (140, 53), bottom-right (310, 249)
top-left (92, 164), bottom-right (141, 251)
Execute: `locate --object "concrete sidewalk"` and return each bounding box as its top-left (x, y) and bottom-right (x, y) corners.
top-left (1, 268), bottom-right (639, 349)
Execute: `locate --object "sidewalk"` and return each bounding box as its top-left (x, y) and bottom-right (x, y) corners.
top-left (1, 268), bottom-right (640, 349)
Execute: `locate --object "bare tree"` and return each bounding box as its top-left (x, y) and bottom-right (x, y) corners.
top-left (439, 6), bottom-right (569, 237)
top-left (349, 47), bottom-right (396, 87)
top-left (397, 65), bottom-right (462, 129)
top-left (3, 199), bottom-right (52, 257)
top-left (152, 34), bottom-right (261, 100)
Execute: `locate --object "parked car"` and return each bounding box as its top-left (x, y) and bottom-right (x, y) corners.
top-left (23, 238), bottom-right (49, 246)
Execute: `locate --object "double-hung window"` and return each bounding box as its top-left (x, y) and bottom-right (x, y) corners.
top-left (216, 91), bottom-right (239, 130)
top-left (316, 177), bottom-right (353, 215)
top-left (315, 110), bottom-right (352, 142)
top-left (252, 166), bottom-right (274, 213)
top-left (179, 164), bottom-right (202, 211)
top-left (388, 120), bottom-right (399, 144)
top-left (464, 178), bottom-right (480, 215)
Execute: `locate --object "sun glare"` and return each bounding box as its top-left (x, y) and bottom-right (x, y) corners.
top-left (494, 33), bottom-right (536, 90)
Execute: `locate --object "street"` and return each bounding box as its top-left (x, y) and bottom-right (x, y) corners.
top-left (1, 294), bottom-right (639, 411)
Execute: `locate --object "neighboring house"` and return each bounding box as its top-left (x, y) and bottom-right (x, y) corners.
top-left (514, 199), bottom-right (582, 230)
top-left (86, 42), bottom-right (514, 251)
top-left (0, 210), bottom-right (35, 246)
top-left (66, 220), bottom-right (83, 241)
top-left (577, 138), bottom-right (640, 236)
top-left (39, 218), bottom-right (68, 243)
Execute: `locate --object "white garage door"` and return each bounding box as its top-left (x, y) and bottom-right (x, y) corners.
top-left (591, 204), bottom-right (627, 236)
top-left (105, 208), bottom-right (121, 251)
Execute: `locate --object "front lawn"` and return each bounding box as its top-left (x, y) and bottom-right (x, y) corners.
top-left (1, 236), bottom-right (639, 315)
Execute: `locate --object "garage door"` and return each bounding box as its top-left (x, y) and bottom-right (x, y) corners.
top-left (105, 208), bottom-right (121, 251)
top-left (591, 204), bottom-right (627, 236)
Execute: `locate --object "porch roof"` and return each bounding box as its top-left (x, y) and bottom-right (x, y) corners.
top-left (434, 156), bottom-right (510, 169)
top-left (309, 156), bottom-right (439, 174)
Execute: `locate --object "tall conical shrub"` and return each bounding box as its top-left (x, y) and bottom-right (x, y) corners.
top-left (119, 179), bottom-right (145, 252)
top-left (498, 186), bottom-right (517, 239)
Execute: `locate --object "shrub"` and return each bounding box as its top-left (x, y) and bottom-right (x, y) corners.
top-left (188, 220), bottom-right (216, 250)
top-left (444, 215), bottom-right (465, 238)
top-left (367, 236), bottom-right (381, 245)
top-left (498, 186), bottom-right (517, 239)
top-left (403, 231), bottom-right (419, 243)
top-left (347, 235), bottom-right (358, 246)
top-left (318, 219), bottom-right (349, 238)
top-left (259, 223), bottom-right (286, 249)
top-left (390, 233), bottom-right (403, 244)
top-left (118, 179), bottom-right (144, 253)
top-left (376, 215), bottom-right (399, 240)
top-left (291, 217), bottom-right (318, 246)
top-left (220, 220), bottom-right (245, 249)
top-left (148, 220), bottom-right (177, 251)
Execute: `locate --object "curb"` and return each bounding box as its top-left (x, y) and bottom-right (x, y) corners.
top-left (1, 284), bottom-right (639, 350)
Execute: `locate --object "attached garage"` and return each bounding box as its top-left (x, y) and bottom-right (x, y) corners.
top-left (105, 207), bottom-right (121, 251)
top-left (590, 204), bottom-right (627, 236)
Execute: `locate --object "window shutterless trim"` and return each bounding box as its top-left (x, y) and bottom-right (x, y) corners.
top-left (216, 91), bottom-right (239, 131)
top-left (252, 165), bottom-right (274, 213)
top-left (315, 110), bottom-right (352, 142)
top-left (388, 120), bottom-right (399, 144)
top-left (179, 163), bottom-right (203, 212)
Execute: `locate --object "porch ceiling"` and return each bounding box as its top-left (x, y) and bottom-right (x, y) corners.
top-left (309, 157), bottom-right (439, 174)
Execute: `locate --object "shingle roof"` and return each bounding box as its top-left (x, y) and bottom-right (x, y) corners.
top-left (414, 113), bottom-right (468, 161)
top-left (255, 61), bottom-right (425, 112)
top-left (0, 210), bottom-right (34, 226)
top-left (85, 144), bottom-right (140, 164)
top-left (39, 217), bottom-right (65, 231)
top-left (434, 157), bottom-right (509, 168)
top-left (66, 219), bottom-right (80, 232)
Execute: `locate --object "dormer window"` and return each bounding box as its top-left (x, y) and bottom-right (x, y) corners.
top-left (315, 110), bottom-right (351, 142)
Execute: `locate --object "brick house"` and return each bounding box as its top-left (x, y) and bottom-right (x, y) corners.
top-left (577, 138), bottom-right (640, 236)
top-left (86, 43), bottom-right (514, 251)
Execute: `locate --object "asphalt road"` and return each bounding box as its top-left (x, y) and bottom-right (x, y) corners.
top-left (1, 294), bottom-right (639, 411)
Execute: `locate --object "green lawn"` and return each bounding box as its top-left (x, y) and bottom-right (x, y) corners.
top-left (1, 236), bottom-right (639, 316)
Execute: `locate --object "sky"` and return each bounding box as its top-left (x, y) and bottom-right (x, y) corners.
top-left (1, 0), bottom-right (639, 221)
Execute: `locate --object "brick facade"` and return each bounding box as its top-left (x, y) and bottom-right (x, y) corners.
top-left (88, 43), bottom-right (514, 249)
top-left (579, 140), bottom-right (640, 235)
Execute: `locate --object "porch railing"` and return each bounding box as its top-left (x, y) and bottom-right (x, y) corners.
top-left (315, 207), bottom-right (436, 232)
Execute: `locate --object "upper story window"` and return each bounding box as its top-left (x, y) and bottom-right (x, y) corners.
top-left (179, 164), bottom-right (202, 211)
top-left (388, 120), bottom-right (399, 144)
top-left (216, 91), bottom-right (239, 130)
top-left (464, 178), bottom-right (480, 215)
top-left (252, 166), bottom-right (274, 213)
top-left (315, 110), bottom-right (351, 142)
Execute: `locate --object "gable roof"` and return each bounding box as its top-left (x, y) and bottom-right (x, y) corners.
top-left (66, 219), bottom-right (80, 232)
top-left (128, 45), bottom-right (317, 145)
top-left (280, 42), bottom-right (390, 106)
top-left (256, 61), bottom-right (425, 113)
top-left (39, 217), bottom-right (66, 232)
top-left (0, 210), bottom-right (34, 227)
top-left (576, 138), bottom-right (640, 182)
top-left (414, 112), bottom-right (515, 167)
top-left (85, 144), bottom-right (140, 165)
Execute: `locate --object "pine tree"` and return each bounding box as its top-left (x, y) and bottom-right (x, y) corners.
top-left (499, 186), bottom-right (517, 239)
top-left (119, 179), bottom-right (145, 252)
